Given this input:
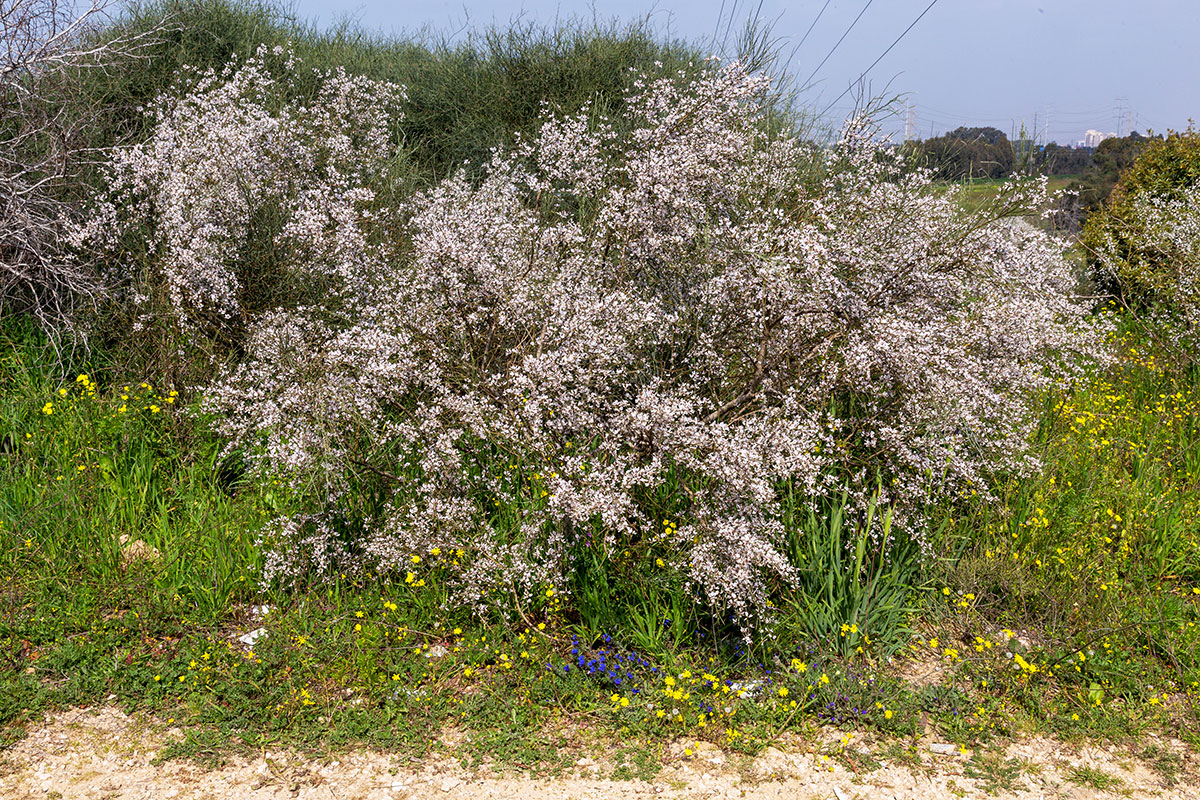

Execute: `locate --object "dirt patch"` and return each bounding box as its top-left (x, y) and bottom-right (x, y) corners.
top-left (893, 650), bottom-right (952, 689)
top-left (1, 706), bottom-right (1196, 799)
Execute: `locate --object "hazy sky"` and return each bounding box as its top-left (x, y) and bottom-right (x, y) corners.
top-left (290, 0), bottom-right (1200, 145)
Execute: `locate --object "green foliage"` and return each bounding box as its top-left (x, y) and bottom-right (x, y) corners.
top-left (778, 494), bottom-right (922, 659)
top-left (569, 539), bottom-right (694, 659)
top-left (915, 126), bottom-right (1015, 180)
top-left (81, 0), bottom-right (706, 188)
top-left (945, 323), bottom-right (1200, 621)
top-left (0, 322), bottom-right (266, 626)
top-left (964, 749), bottom-right (1032, 795)
top-left (1082, 126), bottom-right (1200, 302)
top-left (1066, 764), bottom-right (1124, 791)
top-left (932, 321), bottom-right (1200, 740)
top-left (1037, 142), bottom-right (1092, 176)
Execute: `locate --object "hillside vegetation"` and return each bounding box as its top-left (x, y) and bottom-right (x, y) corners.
top-left (1, 0), bottom-right (1199, 774)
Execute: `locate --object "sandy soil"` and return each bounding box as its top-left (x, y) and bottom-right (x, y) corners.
top-left (1, 706), bottom-right (1196, 799)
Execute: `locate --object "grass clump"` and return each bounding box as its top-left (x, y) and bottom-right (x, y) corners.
top-left (1066, 764), bottom-right (1123, 791)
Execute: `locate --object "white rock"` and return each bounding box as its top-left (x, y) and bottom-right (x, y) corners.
top-left (119, 536), bottom-right (160, 566)
top-left (238, 627), bottom-right (268, 647)
top-left (728, 680), bottom-right (764, 697)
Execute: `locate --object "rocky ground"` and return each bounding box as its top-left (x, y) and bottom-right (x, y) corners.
top-left (1, 706), bottom-right (1196, 799)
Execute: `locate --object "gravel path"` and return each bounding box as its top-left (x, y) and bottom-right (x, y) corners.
top-left (1, 706), bottom-right (1195, 799)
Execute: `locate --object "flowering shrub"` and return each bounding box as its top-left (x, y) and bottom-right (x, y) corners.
top-left (1091, 180), bottom-right (1200, 357)
top-left (72, 45), bottom-right (406, 341)
top-left (1082, 127), bottom-right (1200, 307)
top-left (82, 55), bottom-right (1105, 639)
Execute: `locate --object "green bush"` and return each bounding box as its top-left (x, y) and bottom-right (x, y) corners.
top-left (1083, 126), bottom-right (1200, 303)
top-left (79, 0), bottom-right (707, 188)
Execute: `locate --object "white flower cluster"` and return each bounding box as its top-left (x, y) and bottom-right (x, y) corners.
top-left (84, 57), bottom-right (1105, 637)
top-left (1093, 181), bottom-right (1200, 354)
top-left (72, 45), bottom-right (405, 334)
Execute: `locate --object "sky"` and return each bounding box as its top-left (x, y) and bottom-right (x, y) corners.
top-left (289, 0), bottom-right (1200, 145)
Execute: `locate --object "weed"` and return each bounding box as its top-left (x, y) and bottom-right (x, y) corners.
top-left (834, 745), bottom-right (882, 774)
top-left (875, 740), bottom-right (927, 773)
top-left (964, 750), bottom-right (1028, 795)
top-left (1066, 764), bottom-right (1124, 791)
top-left (1140, 744), bottom-right (1184, 786)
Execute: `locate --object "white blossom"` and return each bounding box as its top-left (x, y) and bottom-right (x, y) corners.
top-left (81, 58), bottom-right (1107, 639)
top-left (71, 46), bottom-right (405, 334)
top-left (1092, 180), bottom-right (1200, 355)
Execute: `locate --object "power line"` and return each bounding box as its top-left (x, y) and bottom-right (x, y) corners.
top-left (918, 102), bottom-right (1110, 120)
top-left (819, 0), bottom-right (941, 118)
top-left (714, 0), bottom-right (741, 55)
top-left (1048, 108), bottom-right (1116, 118)
top-left (711, 0), bottom-right (729, 53)
top-left (795, 0), bottom-right (834, 52)
top-left (800, 0), bottom-right (875, 91)
top-left (910, 107), bottom-right (1013, 125)
top-left (712, 0), bottom-right (754, 56)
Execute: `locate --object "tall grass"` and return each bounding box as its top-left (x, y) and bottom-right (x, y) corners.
top-left (0, 322), bottom-right (266, 626)
top-left (944, 318), bottom-right (1200, 646)
top-left (780, 493), bottom-right (923, 659)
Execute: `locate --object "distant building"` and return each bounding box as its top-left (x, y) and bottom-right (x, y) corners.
top-left (1079, 129), bottom-right (1118, 149)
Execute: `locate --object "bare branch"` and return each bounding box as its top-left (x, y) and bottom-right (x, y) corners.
top-left (0, 0), bottom-right (168, 343)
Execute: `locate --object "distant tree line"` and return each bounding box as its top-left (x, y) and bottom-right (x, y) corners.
top-left (905, 127), bottom-right (1159, 231)
top-left (907, 126), bottom-right (1150, 179)
top-left (909, 127), bottom-right (1016, 180)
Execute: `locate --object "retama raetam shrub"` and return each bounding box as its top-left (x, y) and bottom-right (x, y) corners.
top-left (1083, 127), bottom-right (1200, 305)
top-left (75, 49), bottom-right (1107, 641)
top-left (1090, 179), bottom-right (1200, 359)
top-left (71, 45), bottom-right (408, 347)
top-left (1083, 127), bottom-right (1200, 362)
